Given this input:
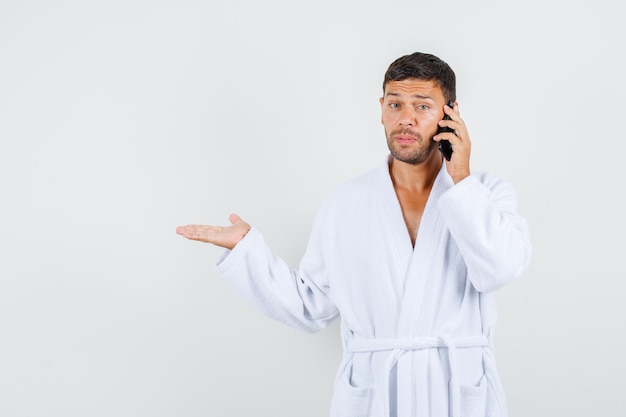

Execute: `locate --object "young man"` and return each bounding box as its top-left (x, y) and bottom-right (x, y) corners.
top-left (177, 52), bottom-right (531, 417)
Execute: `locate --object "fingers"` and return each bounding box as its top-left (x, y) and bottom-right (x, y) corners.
top-left (176, 214), bottom-right (251, 249)
top-left (439, 104), bottom-right (466, 139)
top-left (435, 105), bottom-right (469, 148)
top-left (176, 224), bottom-right (195, 239)
top-left (175, 224), bottom-right (220, 242)
top-left (177, 214), bottom-right (244, 237)
top-left (436, 103), bottom-right (471, 183)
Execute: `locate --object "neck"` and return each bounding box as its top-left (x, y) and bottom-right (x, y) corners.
top-left (389, 153), bottom-right (443, 192)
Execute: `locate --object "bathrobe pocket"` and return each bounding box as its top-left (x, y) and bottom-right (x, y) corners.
top-left (329, 361), bottom-right (372, 417)
top-left (458, 375), bottom-right (487, 417)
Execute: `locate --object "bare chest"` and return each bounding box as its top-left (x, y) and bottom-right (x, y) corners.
top-left (395, 188), bottom-right (430, 247)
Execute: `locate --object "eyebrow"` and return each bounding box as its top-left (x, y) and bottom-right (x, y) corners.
top-left (385, 92), bottom-right (435, 101)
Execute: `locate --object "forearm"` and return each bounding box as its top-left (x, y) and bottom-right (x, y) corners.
top-left (215, 227), bottom-right (339, 332)
top-left (438, 175), bottom-right (532, 292)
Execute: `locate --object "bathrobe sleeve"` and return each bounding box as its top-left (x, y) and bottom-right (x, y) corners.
top-left (437, 173), bottom-right (532, 293)
top-left (214, 222), bottom-right (339, 333)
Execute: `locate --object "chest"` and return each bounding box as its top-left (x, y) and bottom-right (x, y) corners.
top-left (394, 187), bottom-right (431, 246)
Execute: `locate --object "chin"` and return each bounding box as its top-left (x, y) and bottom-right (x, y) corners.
top-left (389, 143), bottom-right (437, 165)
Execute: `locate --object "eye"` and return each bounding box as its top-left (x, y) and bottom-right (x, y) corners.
top-left (389, 102), bottom-right (399, 109)
top-left (417, 104), bottom-right (429, 111)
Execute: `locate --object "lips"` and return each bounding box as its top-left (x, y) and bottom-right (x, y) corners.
top-left (395, 135), bottom-right (418, 145)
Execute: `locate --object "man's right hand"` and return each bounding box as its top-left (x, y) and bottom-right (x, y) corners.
top-left (176, 213), bottom-right (251, 250)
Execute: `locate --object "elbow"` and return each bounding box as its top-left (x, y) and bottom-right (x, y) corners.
top-left (470, 268), bottom-right (520, 293)
top-left (298, 308), bottom-right (339, 333)
top-left (300, 319), bottom-right (333, 334)
top-left (470, 240), bottom-right (532, 293)
top-left (287, 312), bottom-right (337, 334)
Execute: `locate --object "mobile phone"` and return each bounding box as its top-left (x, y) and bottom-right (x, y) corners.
top-left (437, 100), bottom-right (455, 161)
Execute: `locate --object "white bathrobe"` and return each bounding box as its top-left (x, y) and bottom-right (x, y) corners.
top-left (215, 157), bottom-right (531, 417)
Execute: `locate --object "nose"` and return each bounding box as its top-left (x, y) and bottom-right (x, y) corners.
top-left (398, 107), bottom-right (417, 127)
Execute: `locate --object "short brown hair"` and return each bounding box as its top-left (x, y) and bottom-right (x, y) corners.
top-left (383, 52), bottom-right (456, 103)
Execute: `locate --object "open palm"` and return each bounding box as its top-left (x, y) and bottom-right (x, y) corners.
top-left (176, 213), bottom-right (251, 250)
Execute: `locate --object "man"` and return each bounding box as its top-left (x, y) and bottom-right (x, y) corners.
top-left (176, 52), bottom-right (531, 417)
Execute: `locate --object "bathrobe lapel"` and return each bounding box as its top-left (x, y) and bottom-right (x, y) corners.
top-left (377, 162), bottom-right (454, 416)
top-left (379, 162), bottom-right (453, 338)
top-left (377, 164), bottom-right (414, 287)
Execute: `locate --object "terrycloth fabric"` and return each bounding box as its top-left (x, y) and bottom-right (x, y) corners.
top-left (215, 156), bottom-right (531, 417)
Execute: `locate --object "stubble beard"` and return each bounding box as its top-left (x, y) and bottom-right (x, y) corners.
top-left (386, 128), bottom-right (438, 165)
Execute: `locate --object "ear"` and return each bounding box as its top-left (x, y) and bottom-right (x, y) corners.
top-left (379, 97), bottom-right (384, 124)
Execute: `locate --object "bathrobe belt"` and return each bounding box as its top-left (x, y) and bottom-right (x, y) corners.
top-left (346, 335), bottom-right (490, 417)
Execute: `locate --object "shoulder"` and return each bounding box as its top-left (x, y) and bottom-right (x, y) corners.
top-left (442, 170), bottom-right (519, 207)
top-left (312, 165), bottom-right (386, 224)
top-left (470, 170), bottom-right (511, 189)
top-left (325, 165), bottom-right (385, 205)
top-left (470, 170), bottom-right (518, 196)
top-left (314, 164), bottom-right (390, 232)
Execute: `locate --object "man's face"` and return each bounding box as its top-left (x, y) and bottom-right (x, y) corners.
top-left (380, 78), bottom-right (447, 165)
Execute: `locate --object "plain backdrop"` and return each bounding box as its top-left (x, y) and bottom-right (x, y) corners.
top-left (1, 0), bottom-right (624, 416)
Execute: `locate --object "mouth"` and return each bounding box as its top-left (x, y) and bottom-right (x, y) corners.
top-left (394, 135), bottom-right (419, 145)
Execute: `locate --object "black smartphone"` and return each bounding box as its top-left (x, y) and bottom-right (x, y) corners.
top-left (437, 100), bottom-right (455, 161)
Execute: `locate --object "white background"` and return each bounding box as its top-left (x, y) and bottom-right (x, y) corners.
top-left (1, 0), bottom-right (624, 416)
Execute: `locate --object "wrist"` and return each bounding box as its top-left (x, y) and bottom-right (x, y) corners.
top-left (451, 171), bottom-right (470, 184)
